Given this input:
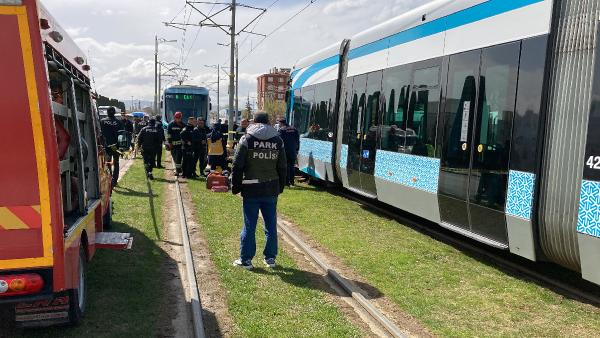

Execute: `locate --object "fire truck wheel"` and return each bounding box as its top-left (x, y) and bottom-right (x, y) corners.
top-left (103, 199), bottom-right (112, 230)
top-left (68, 246), bottom-right (87, 325)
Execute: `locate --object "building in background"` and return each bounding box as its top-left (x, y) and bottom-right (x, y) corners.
top-left (257, 67), bottom-right (290, 110)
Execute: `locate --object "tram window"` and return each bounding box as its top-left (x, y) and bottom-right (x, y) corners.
top-left (406, 88), bottom-right (440, 157)
top-left (511, 36), bottom-right (548, 172)
top-left (298, 87), bottom-right (314, 136)
top-left (414, 66), bottom-right (439, 87)
top-left (310, 81), bottom-right (334, 141)
top-left (381, 66), bottom-right (411, 152)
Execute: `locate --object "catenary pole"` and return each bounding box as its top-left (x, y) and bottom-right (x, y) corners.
top-left (154, 35), bottom-right (158, 115)
top-left (235, 42), bottom-right (239, 124)
top-left (228, 0), bottom-right (236, 148)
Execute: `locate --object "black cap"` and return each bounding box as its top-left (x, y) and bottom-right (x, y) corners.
top-left (254, 112), bottom-right (269, 124)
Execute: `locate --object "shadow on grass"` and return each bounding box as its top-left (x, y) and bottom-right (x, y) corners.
top-left (302, 180), bottom-right (600, 305)
top-left (251, 265), bottom-right (384, 300)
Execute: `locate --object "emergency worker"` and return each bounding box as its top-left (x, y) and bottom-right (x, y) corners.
top-left (193, 119), bottom-right (209, 177)
top-left (137, 118), bottom-right (162, 180)
top-left (277, 118), bottom-right (300, 186)
top-left (100, 107), bottom-right (123, 187)
top-left (180, 117), bottom-right (197, 178)
top-left (167, 112), bottom-right (185, 175)
top-left (231, 112), bottom-right (287, 269)
top-left (155, 115), bottom-right (164, 168)
top-left (121, 112), bottom-right (134, 149)
top-left (208, 120), bottom-right (225, 172)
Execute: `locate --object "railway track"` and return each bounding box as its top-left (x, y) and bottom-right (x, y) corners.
top-left (330, 187), bottom-right (600, 308)
top-left (172, 164), bottom-right (206, 338)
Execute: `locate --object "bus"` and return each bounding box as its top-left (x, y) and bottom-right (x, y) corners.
top-left (161, 85), bottom-right (210, 126)
top-left (0, 0), bottom-right (131, 327)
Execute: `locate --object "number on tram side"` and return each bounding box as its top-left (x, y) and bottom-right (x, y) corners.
top-left (586, 156), bottom-right (600, 169)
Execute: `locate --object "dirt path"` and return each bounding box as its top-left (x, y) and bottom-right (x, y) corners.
top-left (278, 216), bottom-right (435, 338)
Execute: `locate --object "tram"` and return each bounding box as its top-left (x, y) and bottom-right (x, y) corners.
top-left (0, 0), bottom-right (131, 327)
top-left (287, 0), bottom-right (600, 285)
top-left (161, 85), bottom-right (210, 126)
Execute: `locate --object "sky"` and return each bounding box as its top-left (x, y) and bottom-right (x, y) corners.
top-left (42, 0), bottom-right (432, 110)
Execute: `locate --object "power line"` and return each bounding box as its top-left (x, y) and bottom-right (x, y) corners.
top-left (240, 0), bottom-right (317, 63)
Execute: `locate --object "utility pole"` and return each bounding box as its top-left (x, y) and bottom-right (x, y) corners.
top-left (154, 36), bottom-right (176, 115)
top-left (228, 0), bottom-right (236, 148)
top-left (235, 42), bottom-right (239, 125)
top-left (205, 64), bottom-right (221, 116)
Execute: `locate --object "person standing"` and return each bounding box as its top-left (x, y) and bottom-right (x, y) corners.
top-left (155, 115), bottom-right (164, 168)
top-left (120, 112), bottom-right (134, 150)
top-left (231, 112), bottom-right (287, 269)
top-left (180, 117), bottom-right (197, 178)
top-left (167, 112), bottom-right (185, 176)
top-left (100, 107), bottom-right (123, 187)
top-left (193, 119), bottom-right (209, 177)
top-left (207, 120), bottom-right (225, 172)
top-left (234, 118), bottom-right (249, 144)
top-left (137, 118), bottom-right (162, 180)
top-left (277, 118), bottom-right (300, 186)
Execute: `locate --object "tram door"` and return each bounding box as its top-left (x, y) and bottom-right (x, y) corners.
top-left (346, 72), bottom-right (382, 196)
top-left (438, 42), bottom-right (520, 244)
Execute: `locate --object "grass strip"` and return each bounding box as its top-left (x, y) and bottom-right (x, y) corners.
top-left (279, 183), bottom-right (600, 337)
top-left (187, 180), bottom-right (362, 338)
top-left (28, 159), bottom-right (167, 338)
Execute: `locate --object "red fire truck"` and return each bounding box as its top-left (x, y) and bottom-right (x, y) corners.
top-left (0, 0), bottom-right (131, 327)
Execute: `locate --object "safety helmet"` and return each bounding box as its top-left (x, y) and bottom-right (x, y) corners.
top-left (174, 111), bottom-right (183, 119)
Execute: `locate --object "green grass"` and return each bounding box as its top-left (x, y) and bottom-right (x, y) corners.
top-left (187, 181), bottom-right (362, 338)
top-left (27, 159), bottom-right (168, 337)
top-left (279, 183), bottom-right (600, 337)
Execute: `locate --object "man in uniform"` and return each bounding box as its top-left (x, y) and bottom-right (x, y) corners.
top-left (234, 118), bottom-right (249, 145)
top-left (193, 118), bottom-right (210, 177)
top-left (277, 118), bottom-right (300, 186)
top-left (180, 117), bottom-right (197, 178)
top-left (137, 118), bottom-right (162, 180)
top-left (167, 111), bottom-right (185, 176)
top-left (231, 112), bottom-right (287, 270)
top-left (100, 107), bottom-right (123, 187)
top-left (120, 112), bottom-right (134, 150)
top-left (155, 115), bottom-right (164, 168)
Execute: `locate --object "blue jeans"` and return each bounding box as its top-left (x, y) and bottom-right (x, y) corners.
top-left (240, 196), bottom-right (278, 261)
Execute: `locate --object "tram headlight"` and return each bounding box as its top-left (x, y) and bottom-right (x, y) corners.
top-left (0, 280), bottom-right (8, 294)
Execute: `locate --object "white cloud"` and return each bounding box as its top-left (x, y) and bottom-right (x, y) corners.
top-left (65, 26), bottom-right (89, 37)
top-left (323, 0), bottom-right (369, 15)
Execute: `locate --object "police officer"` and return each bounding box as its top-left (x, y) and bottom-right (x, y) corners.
top-left (120, 112), bottom-right (134, 150)
top-left (137, 118), bottom-right (162, 180)
top-left (180, 117), bottom-right (196, 178)
top-left (231, 112), bottom-right (287, 270)
top-left (100, 107), bottom-right (123, 187)
top-left (234, 118), bottom-right (249, 144)
top-left (193, 119), bottom-right (209, 177)
top-left (155, 115), bottom-right (164, 168)
top-left (277, 118), bottom-right (300, 186)
top-left (167, 112), bottom-right (185, 176)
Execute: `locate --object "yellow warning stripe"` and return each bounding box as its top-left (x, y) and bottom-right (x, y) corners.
top-left (0, 208), bottom-right (29, 230)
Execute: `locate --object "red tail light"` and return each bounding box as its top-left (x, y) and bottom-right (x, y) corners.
top-left (0, 274), bottom-right (44, 297)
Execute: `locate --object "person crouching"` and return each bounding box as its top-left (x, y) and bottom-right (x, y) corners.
top-left (231, 112), bottom-right (287, 269)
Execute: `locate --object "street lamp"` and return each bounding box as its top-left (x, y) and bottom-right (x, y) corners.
top-left (154, 36), bottom-right (177, 115)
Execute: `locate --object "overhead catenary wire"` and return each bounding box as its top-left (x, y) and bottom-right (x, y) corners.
top-left (240, 0), bottom-right (317, 63)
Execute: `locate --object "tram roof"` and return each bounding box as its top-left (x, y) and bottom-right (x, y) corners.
top-left (164, 85), bottom-right (209, 95)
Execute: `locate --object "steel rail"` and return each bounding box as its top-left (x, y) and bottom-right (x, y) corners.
top-left (335, 189), bottom-right (600, 307)
top-left (277, 219), bottom-right (407, 338)
top-left (172, 161), bottom-right (206, 338)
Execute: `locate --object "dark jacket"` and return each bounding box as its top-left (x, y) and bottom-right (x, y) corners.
top-left (122, 118), bottom-right (134, 134)
top-left (100, 116), bottom-right (123, 146)
top-left (180, 125), bottom-right (195, 150)
top-left (278, 124), bottom-right (300, 159)
top-left (231, 123), bottom-right (287, 198)
top-left (192, 126), bottom-right (209, 152)
top-left (137, 124), bottom-right (163, 152)
top-left (234, 126), bottom-right (247, 141)
top-left (167, 121), bottom-right (185, 146)
top-left (136, 120), bottom-right (148, 135)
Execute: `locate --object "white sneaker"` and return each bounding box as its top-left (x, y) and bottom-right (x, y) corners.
top-left (233, 259), bottom-right (253, 270)
top-left (263, 258), bottom-right (276, 268)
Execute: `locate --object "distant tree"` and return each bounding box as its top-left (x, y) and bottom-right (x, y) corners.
top-left (263, 98), bottom-right (287, 123)
top-left (97, 95), bottom-right (126, 112)
top-left (242, 100), bottom-right (252, 120)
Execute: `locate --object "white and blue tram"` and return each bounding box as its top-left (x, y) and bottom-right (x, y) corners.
top-left (287, 0), bottom-right (600, 285)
